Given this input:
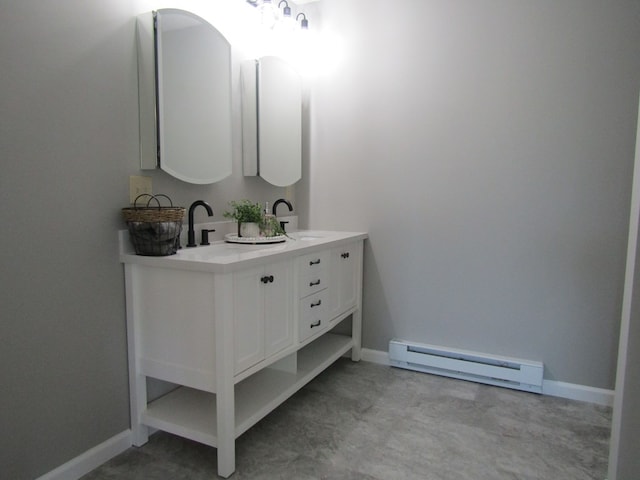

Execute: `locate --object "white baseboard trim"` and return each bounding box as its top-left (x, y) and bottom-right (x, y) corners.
top-left (542, 380), bottom-right (614, 407)
top-left (37, 430), bottom-right (132, 480)
top-left (360, 348), bottom-right (614, 407)
top-left (361, 348), bottom-right (390, 365)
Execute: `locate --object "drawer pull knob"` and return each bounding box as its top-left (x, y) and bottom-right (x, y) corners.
top-left (261, 275), bottom-right (274, 284)
top-left (341, 252), bottom-right (350, 259)
top-left (310, 300), bottom-right (322, 308)
top-left (310, 320), bottom-right (322, 328)
top-left (309, 259), bottom-right (321, 265)
top-left (309, 279), bottom-right (321, 287)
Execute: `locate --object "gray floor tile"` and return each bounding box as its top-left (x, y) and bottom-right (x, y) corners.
top-left (81, 359), bottom-right (611, 480)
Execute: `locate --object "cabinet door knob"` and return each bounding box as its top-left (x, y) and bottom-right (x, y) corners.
top-left (310, 299), bottom-right (322, 308)
top-left (341, 252), bottom-right (350, 259)
top-left (309, 259), bottom-right (321, 266)
top-left (310, 320), bottom-right (321, 328)
top-left (261, 275), bottom-right (274, 284)
top-left (309, 279), bottom-right (321, 287)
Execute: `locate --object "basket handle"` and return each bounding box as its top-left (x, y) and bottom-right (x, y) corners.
top-left (133, 193), bottom-right (175, 209)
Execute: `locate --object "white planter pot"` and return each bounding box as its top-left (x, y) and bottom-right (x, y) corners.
top-left (239, 222), bottom-right (260, 238)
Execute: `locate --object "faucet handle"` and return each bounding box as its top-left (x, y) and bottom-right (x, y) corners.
top-left (201, 229), bottom-right (216, 246)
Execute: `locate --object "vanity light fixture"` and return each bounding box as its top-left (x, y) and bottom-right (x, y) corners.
top-left (296, 12), bottom-right (309, 30)
top-left (246, 0), bottom-right (310, 31)
top-left (277, 0), bottom-right (296, 32)
top-left (278, 0), bottom-right (292, 19)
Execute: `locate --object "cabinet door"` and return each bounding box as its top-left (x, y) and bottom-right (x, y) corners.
top-left (233, 265), bottom-right (265, 374)
top-left (264, 260), bottom-right (294, 357)
top-left (328, 243), bottom-right (360, 321)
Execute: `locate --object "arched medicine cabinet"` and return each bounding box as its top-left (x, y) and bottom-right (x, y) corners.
top-left (241, 56), bottom-right (302, 187)
top-left (136, 9), bottom-right (233, 184)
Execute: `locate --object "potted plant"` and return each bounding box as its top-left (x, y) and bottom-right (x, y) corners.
top-left (223, 200), bottom-right (263, 237)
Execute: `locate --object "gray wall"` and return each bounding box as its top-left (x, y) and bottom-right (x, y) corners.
top-left (2, 0), bottom-right (639, 478)
top-left (307, 0), bottom-right (640, 388)
top-left (0, 0), bottom-right (286, 478)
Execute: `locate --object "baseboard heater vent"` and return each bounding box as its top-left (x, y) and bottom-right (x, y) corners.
top-left (389, 339), bottom-right (543, 394)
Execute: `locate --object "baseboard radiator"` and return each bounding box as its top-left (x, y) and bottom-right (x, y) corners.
top-left (389, 339), bottom-right (543, 394)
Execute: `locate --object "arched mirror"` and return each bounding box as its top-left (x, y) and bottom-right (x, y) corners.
top-left (241, 56), bottom-right (302, 187)
top-left (136, 9), bottom-right (233, 184)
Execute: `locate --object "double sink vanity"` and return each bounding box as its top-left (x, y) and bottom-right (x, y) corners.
top-left (128, 7), bottom-right (362, 477)
top-left (120, 229), bottom-right (367, 478)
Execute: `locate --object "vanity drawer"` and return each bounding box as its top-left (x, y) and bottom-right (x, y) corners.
top-left (299, 270), bottom-right (327, 298)
top-left (298, 290), bottom-right (328, 341)
top-left (297, 251), bottom-right (329, 279)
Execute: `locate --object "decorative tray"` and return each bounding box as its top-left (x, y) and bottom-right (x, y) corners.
top-left (224, 233), bottom-right (287, 245)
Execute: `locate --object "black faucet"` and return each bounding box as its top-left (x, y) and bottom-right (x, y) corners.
top-left (186, 200), bottom-right (213, 247)
top-left (272, 198), bottom-right (293, 232)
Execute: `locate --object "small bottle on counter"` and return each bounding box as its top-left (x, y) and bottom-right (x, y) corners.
top-left (262, 202), bottom-right (277, 237)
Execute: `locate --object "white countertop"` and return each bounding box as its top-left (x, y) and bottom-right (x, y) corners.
top-left (120, 230), bottom-right (368, 273)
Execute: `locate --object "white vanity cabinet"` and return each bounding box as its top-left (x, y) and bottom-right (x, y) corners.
top-left (120, 230), bottom-right (366, 478)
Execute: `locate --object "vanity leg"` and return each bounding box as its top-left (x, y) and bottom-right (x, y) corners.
top-left (351, 308), bottom-right (362, 362)
top-left (125, 264), bottom-right (149, 446)
top-left (351, 243), bottom-right (364, 362)
top-left (214, 274), bottom-right (236, 478)
top-left (129, 372), bottom-right (149, 446)
top-left (216, 384), bottom-right (235, 477)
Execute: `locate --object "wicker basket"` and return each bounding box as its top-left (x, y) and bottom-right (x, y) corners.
top-left (122, 194), bottom-right (185, 256)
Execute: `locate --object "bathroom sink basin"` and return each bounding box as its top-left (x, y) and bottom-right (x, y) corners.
top-left (289, 231), bottom-right (328, 241)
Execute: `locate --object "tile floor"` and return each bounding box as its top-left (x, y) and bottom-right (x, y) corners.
top-left (82, 359), bottom-right (611, 480)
